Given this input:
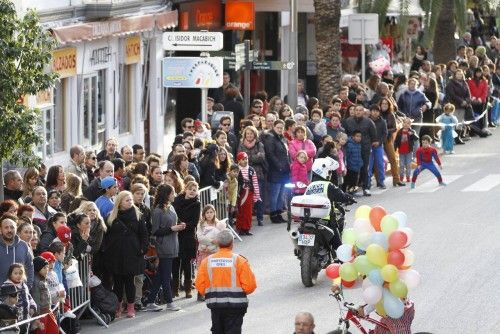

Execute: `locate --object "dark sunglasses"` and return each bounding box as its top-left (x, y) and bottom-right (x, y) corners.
top-left (221, 123), bottom-right (231, 126)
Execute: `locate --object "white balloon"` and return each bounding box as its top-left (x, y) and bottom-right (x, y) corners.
top-left (354, 218), bottom-right (375, 235)
top-left (363, 285), bottom-right (383, 305)
top-left (355, 232), bottom-right (372, 251)
top-left (392, 211), bottom-right (408, 228)
top-left (399, 269), bottom-right (421, 290)
top-left (336, 244), bottom-right (354, 262)
top-left (401, 249), bottom-right (415, 267)
top-left (362, 277), bottom-right (374, 290)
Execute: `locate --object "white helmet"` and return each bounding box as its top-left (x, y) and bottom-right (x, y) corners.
top-left (312, 157), bottom-right (339, 180)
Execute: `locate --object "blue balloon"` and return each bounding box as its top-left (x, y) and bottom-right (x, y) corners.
top-left (370, 232), bottom-right (388, 250)
top-left (368, 269), bottom-right (384, 286)
top-left (383, 289), bottom-right (404, 319)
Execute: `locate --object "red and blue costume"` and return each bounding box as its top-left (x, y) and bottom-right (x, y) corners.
top-left (411, 146), bottom-right (443, 184)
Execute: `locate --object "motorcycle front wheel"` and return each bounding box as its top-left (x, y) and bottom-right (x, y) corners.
top-left (300, 246), bottom-right (319, 287)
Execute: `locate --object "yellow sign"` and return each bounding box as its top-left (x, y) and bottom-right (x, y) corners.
top-left (125, 36), bottom-right (141, 64)
top-left (52, 48), bottom-right (77, 78)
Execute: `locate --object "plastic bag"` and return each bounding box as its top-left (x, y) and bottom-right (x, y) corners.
top-left (65, 259), bottom-right (82, 289)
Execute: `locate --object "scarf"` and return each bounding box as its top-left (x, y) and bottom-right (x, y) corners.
top-left (243, 138), bottom-right (256, 149)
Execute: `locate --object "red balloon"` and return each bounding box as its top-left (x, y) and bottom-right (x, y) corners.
top-left (387, 250), bottom-right (405, 267)
top-left (369, 206), bottom-right (387, 231)
top-left (342, 279), bottom-right (356, 288)
top-left (325, 263), bottom-right (341, 279)
top-left (388, 231), bottom-right (408, 250)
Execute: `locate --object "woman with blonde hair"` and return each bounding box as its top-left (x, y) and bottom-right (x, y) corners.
top-left (60, 173), bottom-right (83, 213)
top-left (104, 191), bottom-right (148, 318)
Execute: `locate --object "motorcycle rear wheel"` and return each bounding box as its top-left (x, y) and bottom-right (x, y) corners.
top-left (300, 246), bottom-right (319, 287)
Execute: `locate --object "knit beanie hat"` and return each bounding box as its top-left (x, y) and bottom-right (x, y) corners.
top-left (33, 256), bottom-right (49, 273)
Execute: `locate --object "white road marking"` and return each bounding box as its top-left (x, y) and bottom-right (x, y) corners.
top-left (410, 175), bottom-right (463, 193)
top-left (461, 174), bottom-right (500, 192)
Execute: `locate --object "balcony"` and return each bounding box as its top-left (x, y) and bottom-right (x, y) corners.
top-left (83, 0), bottom-right (143, 19)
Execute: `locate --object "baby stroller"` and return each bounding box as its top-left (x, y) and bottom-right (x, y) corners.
top-left (141, 245), bottom-right (162, 305)
top-left (89, 275), bottom-right (118, 325)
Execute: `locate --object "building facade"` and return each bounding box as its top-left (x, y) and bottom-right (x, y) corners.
top-left (13, 0), bottom-right (178, 167)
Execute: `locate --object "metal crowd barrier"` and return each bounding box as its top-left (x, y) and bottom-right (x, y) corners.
top-left (59, 254), bottom-right (108, 333)
top-left (0, 304), bottom-right (59, 333)
top-left (198, 186), bottom-right (241, 241)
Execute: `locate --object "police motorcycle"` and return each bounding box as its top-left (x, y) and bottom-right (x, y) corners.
top-left (288, 157), bottom-right (356, 287)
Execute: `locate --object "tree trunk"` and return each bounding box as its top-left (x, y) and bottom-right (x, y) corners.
top-left (432, 0), bottom-right (456, 64)
top-left (313, 0), bottom-right (342, 106)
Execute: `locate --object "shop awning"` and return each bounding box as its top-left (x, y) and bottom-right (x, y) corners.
top-left (51, 9), bottom-right (178, 44)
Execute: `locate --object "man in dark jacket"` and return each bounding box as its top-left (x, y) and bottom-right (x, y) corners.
top-left (368, 105), bottom-right (388, 189)
top-left (83, 160), bottom-right (114, 202)
top-left (397, 77), bottom-right (431, 151)
top-left (342, 105), bottom-right (377, 196)
top-left (263, 119), bottom-right (290, 223)
top-left (3, 171), bottom-right (23, 202)
top-left (217, 116), bottom-right (238, 156)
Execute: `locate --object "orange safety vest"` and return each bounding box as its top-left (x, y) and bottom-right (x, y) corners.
top-left (195, 248), bottom-right (257, 309)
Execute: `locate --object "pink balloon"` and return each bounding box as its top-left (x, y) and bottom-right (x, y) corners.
top-left (325, 263), bottom-right (341, 279)
top-left (388, 231), bottom-right (408, 251)
top-left (387, 250), bottom-right (405, 267)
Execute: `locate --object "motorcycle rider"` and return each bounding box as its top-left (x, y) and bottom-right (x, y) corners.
top-left (304, 157), bottom-right (356, 251)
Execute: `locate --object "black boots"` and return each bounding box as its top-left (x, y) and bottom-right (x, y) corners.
top-left (270, 211), bottom-right (286, 224)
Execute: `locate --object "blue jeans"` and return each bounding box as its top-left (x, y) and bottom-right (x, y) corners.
top-left (253, 178), bottom-right (265, 222)
top-left (147, 258), bottom-right (174, 304)
top-left (268, 182), bottom-right (285, 213)
top-left (368, 145), bottom-right (385, 186)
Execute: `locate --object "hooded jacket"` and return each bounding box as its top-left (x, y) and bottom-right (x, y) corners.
top-left (0, 236), bottom-right (34, 288)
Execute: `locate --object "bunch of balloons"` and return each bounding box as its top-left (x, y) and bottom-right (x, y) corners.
top-left (325, 205), bottom-right (421, 319)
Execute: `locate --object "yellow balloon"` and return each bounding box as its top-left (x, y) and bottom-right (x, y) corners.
top-left (339, 263), bottom-right (358, 282)
top-left (366, 244), bottom-right (387, 267)
top-left (355, 205), bottom-right (371, 220)
top-left (375, 299), bottom-right (386, 317)
top-left (381, 264), bottom-right (398, 283)
top-left (389, 279), bottom-right (408, 298)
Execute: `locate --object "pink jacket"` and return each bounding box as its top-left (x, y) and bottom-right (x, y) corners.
top-left (290, 160), bottom-right (309, 185)
top-left (337, 148), bottom-right (346, 174)
top-left (288, 139), bottom-right (317, 171)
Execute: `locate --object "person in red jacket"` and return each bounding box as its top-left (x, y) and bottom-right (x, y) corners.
top-left (467, 67), bottom-right (489, 128)
top-left (410, 135), bottom-right (445, 189)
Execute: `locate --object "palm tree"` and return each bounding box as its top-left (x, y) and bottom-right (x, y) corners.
top-left (432, 0), bottom-right (456, 64)
top-left (313, 0), bottom-right (342, 106)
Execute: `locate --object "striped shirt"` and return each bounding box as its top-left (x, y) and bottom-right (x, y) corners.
top-left (239, 166), bottom-right (260, 201)
top-left (374, 301), bottom-right (415, 334)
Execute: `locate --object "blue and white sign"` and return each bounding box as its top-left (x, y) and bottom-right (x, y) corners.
top-left (162, 57), bottom-right (223, 88)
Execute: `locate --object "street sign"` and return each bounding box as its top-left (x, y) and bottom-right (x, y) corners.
top-left (162, 31), bottom-right (224, 51)
top-left (251, 61), bottom-right (295, 70)
top-left (348, 14), bottom-right (379, 45)
top-left (162, 57), bottom-right (223, 88)
top-left (235, 42), bottom-right (245, 70)
top-left (210, 51), bottom-right (236, 70)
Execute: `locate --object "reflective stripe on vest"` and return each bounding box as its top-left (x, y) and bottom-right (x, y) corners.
top-left (205, 253), bottom-right (248, 308)
top-left (304, 181), bottom-right (331, 220)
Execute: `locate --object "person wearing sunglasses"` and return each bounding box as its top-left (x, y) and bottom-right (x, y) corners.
top-left (181, 117), bottom-right (195, 133)
top-left (217, 116), bottom-right (238, 156)
top-left (84, 151), bottom-right (98, 183)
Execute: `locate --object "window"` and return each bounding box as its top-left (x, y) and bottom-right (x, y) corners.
top-left (37, 81), bottom-right (65, 158)
top-left (81, 70), bottom-right (106, 147)
top-left (118, 64), bottom-right (132, 134)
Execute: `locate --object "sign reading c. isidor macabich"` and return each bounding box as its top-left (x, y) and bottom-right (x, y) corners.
top-left (162, 57), bottom-right (223, 88)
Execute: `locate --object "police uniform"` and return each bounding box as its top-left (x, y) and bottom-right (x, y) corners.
top-left (195, 248), bottom-right (257, 334)
top-left (305, 179), bottom-right (354, 249)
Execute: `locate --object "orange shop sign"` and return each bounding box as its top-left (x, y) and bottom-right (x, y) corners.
top-left (125, 36), bottom-right (141, 64)
top-left (178, 0), bottom-right (222, 31)
top-left (225, 1), bottom-right (255, 30)
top-left (52, 47), bottom-right (77, 78)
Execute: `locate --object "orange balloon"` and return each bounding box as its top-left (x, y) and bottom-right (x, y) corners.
top-left (369, 206), bottom-right (387, 231)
